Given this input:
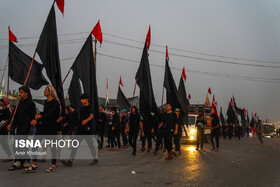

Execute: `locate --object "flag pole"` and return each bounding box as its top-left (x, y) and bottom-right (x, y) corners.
top-left (129, 80), bottom-right (137, 112)
top-left (160, 86), bottom-right (164, 112)
top-left (94, 38), bottom-right (97, 69)
top-left (62, 67), bottom-right (72, 85)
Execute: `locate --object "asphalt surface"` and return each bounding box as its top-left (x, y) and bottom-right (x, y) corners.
top-left (0, 136), bottom-right (280, 187)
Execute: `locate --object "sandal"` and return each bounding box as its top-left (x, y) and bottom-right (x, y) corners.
top-left (9, 164), bottom-right (23, 171)
top-left (24, 165), bottom-right (38, 173)
top-left (45, 165), bottom-right (57, 173)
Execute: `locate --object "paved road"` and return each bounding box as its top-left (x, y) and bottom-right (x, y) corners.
top-left (0, 137), bottom-right (280, 187)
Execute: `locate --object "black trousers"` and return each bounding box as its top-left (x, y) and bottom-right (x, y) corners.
top-left (110, 129), bottom-right (121, 148)
top-left (70, 135), bottom-right (97, 159)
top-left (155, 129), bottom-right (164, 152)
top-left (98, 126), bottom-right (105, 148)
top-left (129, 132), bottom-right (138, 153)
top-left (197, 129), bottom-right (204, 148)
top-left (120, 126), bottom-right (128, 146)
top-left (141, 128), bottom-right (152, 149)
top-left (174, 130), bottom-right (182, 151)
top-left (32, 135), bottom-right (57, 165)
top-left (211, 131), bottom-right (219, 148)
top-left (163, 131), bottom-right (173, 152)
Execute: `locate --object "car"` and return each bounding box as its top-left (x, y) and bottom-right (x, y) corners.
top-left (263, 123), bottom-right (275, 137)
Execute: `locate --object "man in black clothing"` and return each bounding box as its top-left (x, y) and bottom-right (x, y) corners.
top-left (8, 86), bottom-right (36, 171)
top-left (159, 104), bottom-right (178, 160)
top-left (141, 116), bottom-right (155, 153)
top-left (61, 94), bottom-right (98, 167)
top-left (120, 109), bottom-right (128, 148)
top-left (210, 114), bottom-right (220, 151)
top-left (109, 107), bottom-right (121, 151)
top-left (153, 108), bottom-right (166, 155)
top-left (195, 114), bottom-right (206, 150)
top-left (174, 108), bottom-right (183, 154)
top-left (97, 105), bottom-right (107, 150)
top-left (126, 106), bottom-right (144, 155)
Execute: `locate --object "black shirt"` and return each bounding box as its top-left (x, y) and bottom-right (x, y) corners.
top-left (78, 105), bottom-right (93, 134)
top-left (0, 108), bottom-right (10, 135)
top-left (211, 118), bottom-right (220, 133)
top-left (162, 112), bottom-right (177, 131)
top-left (128, 113), bottom-right (141, 133)
top-left (110, 113), bottom-right (120, 130)
top-left (14, 98), bottom-right (36, 135)
top-left (97, 111), bottom-right (107, 127)
top-left (37, 99), bottom-right (60, 135)
top-left (176, 114), bottom-right (184, 133)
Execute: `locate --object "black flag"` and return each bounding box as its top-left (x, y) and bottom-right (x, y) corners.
top-left (135, 41), bottom-right (158, 119)
top-left (220, 109), bottom-right (225, 125)
top-left (163, 58), bottom-right (181, 111)
top-left (117, 86), bottom-right (130, 112)
top-left (8, 41), bottom-right (48, 90)
top-left (68, 73), bottom-right (82, 112)
top-left (226, 102), bottom-right (235, 124)
top-left (177, 76), bottom-right (189, 118)
top-left (233, 99), bottom-right (245, 125)
top-left (71, 34), bottom-right (99, 118)
top-left (36, 5), bottom-right (65, 112)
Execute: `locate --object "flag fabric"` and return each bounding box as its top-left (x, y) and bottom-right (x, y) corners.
top-left (117, 86), bottom-right (130, 112)
top-left (71, 34), bottom-right (99, 118)
top-left (208, 87), bottom-right (211, 95)
top-left (135, 39), bottom-right (157, 120)
top-left (36, 5), bottom-right (65, 113)
top-left (56, 0), bottom-right (64, 15)
top-left (182, 67), bottom-right (186, 81)
top-left (212, 99), bottom-right (219, 120)
top-left (119, 76), bottom-right (124, 87)
top-left (163, 45), bottom-right (182, 111)
top-left (233, 98), bottom-right (245, 123)
top-left (226, 102), bottom-right (236, 124)
top-left (8, 26), bottom-right (17, 43)
top-left (178, 74), bottom-right (189, 119)
top-left (68, 72), bottom-right (82, 112)
top-left (220, 109), bottom-right (225, 125)
top-left (106, 78), bottom-right (109, 106)
top-left (9, 41), bottom-right (48, 90)
top-left (146, 25), bottom-right (151, 50)
top-left (92, 20), bottom-right (103, 45)
top-left (250, 116), bottom-right (255, 128)
top-left (188, 93), bottom-right (191, 100)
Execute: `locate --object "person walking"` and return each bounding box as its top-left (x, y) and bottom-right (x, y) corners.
top-left (257, 119), bottom-right (264, 144)
top-left (195, 114), bottom-right (206, 150)
top-left (210, 114), bottom-right (220, 151)
top-left (97, 105), bottom-right (107, 150)
top-left (126, 106), bottom-right (144, 155)
top-left (174, 108), bottom-right (183, 155)
top-left (26, 85), bottom-right (61, 173)
top-left (8, 86), bottom-right (36, 171)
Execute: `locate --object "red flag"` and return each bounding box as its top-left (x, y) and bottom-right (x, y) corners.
top-left (182, 67), bottom-right (186, 81)
top-left (208, 87), bottom-right (211, 95)
top-left (8, 26), bottom-right (17, 43)
top-left (119, 76), bottom-right (124, 87)
top-left (166, 45), bottom-right (169, 62)
top-left (56, 0), bottom-right (64, 15)
top-left (213, 94), bottom-right (215, 103)
top-left (255, 113), bottom-right (257, 118)
top-left (92, 20), bottom-right (103, 45)
top-left (188, 93), bottom-right (191, 100)
top-left (146, 25), bottom-right (151, 50)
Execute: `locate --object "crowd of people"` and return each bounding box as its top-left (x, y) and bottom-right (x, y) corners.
top-left (0, 85), bottom-right (267, 173)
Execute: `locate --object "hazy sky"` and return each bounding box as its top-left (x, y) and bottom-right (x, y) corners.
top-left (1, 0), bottom-right (280, 122)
